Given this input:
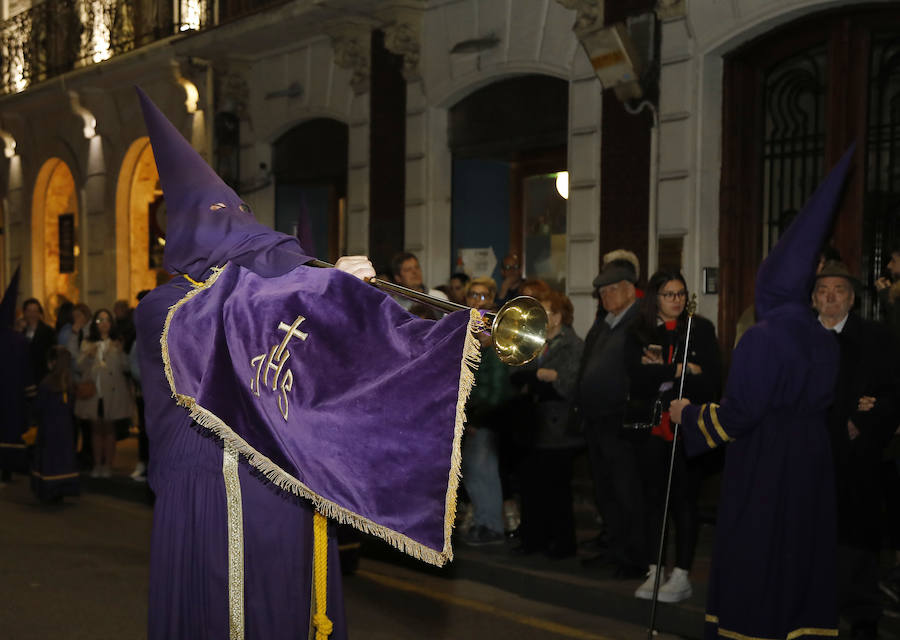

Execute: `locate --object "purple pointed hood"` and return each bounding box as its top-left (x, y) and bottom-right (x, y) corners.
top-left (0, 266), bottom-right (20, 329)
top-left (136, 87), bottom-right (312, 280)
top-left (755, 145), bottom-right (855, 318)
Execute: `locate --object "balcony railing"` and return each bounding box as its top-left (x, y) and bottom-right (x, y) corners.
top-left (0, 0), bottom-right (215, 96)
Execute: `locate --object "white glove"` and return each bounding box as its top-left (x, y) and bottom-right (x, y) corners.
top-left (335, 255), bottom-right (376, 281)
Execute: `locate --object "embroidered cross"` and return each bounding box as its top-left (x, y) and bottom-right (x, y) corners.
top-left (250, 315), bottom-right (308, 420)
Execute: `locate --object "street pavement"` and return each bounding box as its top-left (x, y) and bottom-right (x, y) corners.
top-left (5, 436), bottom-right (898, 639)
top-left (0, 472), bottom-right (672, 640)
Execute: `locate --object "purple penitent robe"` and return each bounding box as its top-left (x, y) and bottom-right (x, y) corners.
top-left (678, 147), bottom-right (854, 640)
top-left (134, 85), bottom-right (480, 639)
top-left (31, 382), bottom-right (80, 501)
top-left (136, 264), bottom-right (479, 639)
top-left (0, 327), bottom-right (31, 474)
top-left (681, 304), bottom-right (838, 639)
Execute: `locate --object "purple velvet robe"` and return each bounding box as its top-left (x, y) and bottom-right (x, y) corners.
top-left (677, 147), bottom-right (854, 639)
top-left (31, 382), bottom-right (80, 500)
top-left (136, 264), bottom-right (477, 639)
top-left (0, 327), bottom-right (31, 474)
top-left (681, 304), bottom-right (838, 639)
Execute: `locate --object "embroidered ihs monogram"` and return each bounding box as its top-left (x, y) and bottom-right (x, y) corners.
top-left (250, 315), bottom-right (308, 420)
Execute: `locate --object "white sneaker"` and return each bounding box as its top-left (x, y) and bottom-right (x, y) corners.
top-left (657, 567), bottom-right (692, 603)
top-left (130, 462), bottom-right (146, 479)
top-left (635, 565), bottom-right (662, 599)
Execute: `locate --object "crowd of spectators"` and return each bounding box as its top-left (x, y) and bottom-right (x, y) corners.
top-left (1, 290), bottom-right (150, 502)
top-left (388, 247), bottom-right (900, 629)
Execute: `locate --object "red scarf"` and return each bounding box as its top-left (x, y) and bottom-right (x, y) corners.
top-left (650, 320), bottom-right (678, 442)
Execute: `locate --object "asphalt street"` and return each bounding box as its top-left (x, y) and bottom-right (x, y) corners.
top-left (0, 475), bottom-right (669, 640)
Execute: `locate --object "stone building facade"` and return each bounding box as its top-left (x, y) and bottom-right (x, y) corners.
top-left (1, 0), bottom-right (898, 343)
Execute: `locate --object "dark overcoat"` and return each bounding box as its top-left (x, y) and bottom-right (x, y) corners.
top-left (828, 312), bottom-right (899, 550)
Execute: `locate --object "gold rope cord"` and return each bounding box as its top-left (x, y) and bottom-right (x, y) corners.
top-left (223, 443), bottom-right (245, 640)
top-left (312, 512), bottom-right (332, 639)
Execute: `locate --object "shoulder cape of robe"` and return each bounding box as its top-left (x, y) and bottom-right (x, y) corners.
top-left (162, 261), bottom-right (481, 565)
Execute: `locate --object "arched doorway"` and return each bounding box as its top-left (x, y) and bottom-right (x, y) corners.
top-left (272, 119), bottom-right (348, 262)
top-left (116, 136), bottom-right (164, 304)
top-left (719, 6), bottom-right (900, 348)
top-left (449, 75), bottom-right (568, 288)
top-left (32, 158), bottom-right (79, 315)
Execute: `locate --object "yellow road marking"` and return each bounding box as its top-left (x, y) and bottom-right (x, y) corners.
top-left (356, 569), bottom-right (617, 640)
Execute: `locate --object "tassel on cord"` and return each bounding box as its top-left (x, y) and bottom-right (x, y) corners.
top-left (312, 512), bottom-right (333, 640)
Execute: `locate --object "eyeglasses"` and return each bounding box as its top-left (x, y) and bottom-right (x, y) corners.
top-left (466, 291), bottom-right (491, 301)
top-left (658, 290), bottom-right (687, 300)
top-left (502, 263), bottom-right (519, 270)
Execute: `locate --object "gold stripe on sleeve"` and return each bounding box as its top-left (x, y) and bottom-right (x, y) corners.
top-left (696, 405), bottom-right (716, 449)
top-left (709, 404), bottom-right (731, 442)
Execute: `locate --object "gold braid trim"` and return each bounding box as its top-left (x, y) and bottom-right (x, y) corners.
top-left (705, 614), bottom-right (838, 640)
top-left (312, 512), bottom-right (332, 639)
top-left (222, 443), bottom-right (244, 640)
top-left (161, 263), bottom-right (481, 567)
top-left (696, 404), bottom-right (716, 449)
top-left (30, 470), bottom-right (79, 481)
top-left (709, 403), bottom-right (730, 442)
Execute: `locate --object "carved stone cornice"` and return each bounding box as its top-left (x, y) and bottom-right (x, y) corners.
top-left (329, 23), bottom-right (374, 95)
top-left (554, 0), bottom-right (603, 38)
top-left (656, 0), bottom-right (686, 21)
top-left (378, 4), bottom-right (423, 82)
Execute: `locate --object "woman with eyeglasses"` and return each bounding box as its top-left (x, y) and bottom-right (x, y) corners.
top-left (623, 269), bottom-right (721, 603)
top-left (75, 309), bottom-right (135, 478)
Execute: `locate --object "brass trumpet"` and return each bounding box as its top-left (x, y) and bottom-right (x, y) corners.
top-left (308, 259), bottom-right (548, 366)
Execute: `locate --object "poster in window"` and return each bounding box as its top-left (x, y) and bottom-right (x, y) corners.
top-left (58, 213), bottom-right (75, 274)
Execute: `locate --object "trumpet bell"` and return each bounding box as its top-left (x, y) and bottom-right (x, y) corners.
top-left (490, 296), bottom-right (548, 366)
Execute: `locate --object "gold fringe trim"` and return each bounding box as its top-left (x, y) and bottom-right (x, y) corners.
top-left (440, 308), bottom-right (482, 563)
top-left (705, 614), bottom-right (838, 640)
top-left (161, 263), bottom-right (481, 567)
top-left (0, 443), bottom-right (26, 449)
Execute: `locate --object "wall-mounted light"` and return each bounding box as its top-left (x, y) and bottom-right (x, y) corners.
top-left (0, 130), bottom-right (17, 158)
top-left (578, 22), bottom-right (644, 101)
top-left (555, 171), bottom-right (569, 200)
top-left (178, 78), bottom-right (200, 113)
top-left (68, 92), bottom-right (97, 138)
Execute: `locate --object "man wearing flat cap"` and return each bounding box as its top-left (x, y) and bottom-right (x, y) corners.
top-left (574, 256), bottom-right (645, 577)
top-left (814, 260), bottom-right (900, 640)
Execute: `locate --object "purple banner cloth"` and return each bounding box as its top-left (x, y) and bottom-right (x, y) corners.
top-left (163, 262), bottom-right (479, 563)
